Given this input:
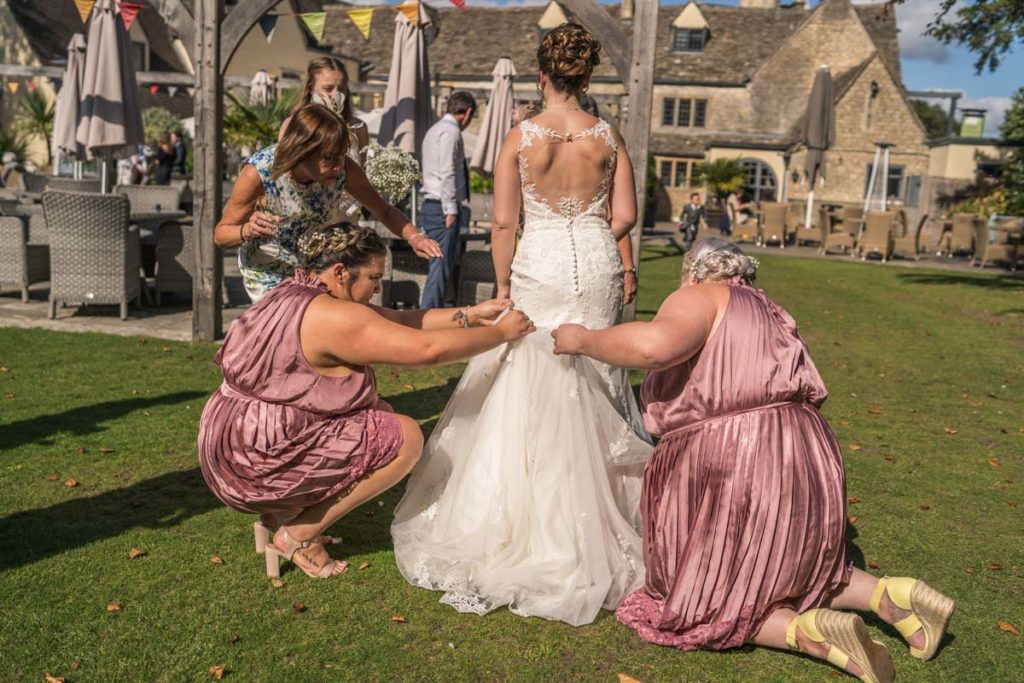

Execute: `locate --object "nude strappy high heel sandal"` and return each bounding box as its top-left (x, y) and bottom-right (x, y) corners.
top-left (253, 520), bottom-right (340, 554)
top-left (870, 576), bottom-right (955, 661)
top-left (264, 528), bottom-right (348, 579)
top-left (787, 609), bottom-right (895, 683)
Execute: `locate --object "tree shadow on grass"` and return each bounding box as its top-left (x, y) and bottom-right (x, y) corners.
top-left (0, 391), bottom-right (207, 451)
top-left (0, 467), bottom-right (218, 572)
top-left (897, 272), bottom-right (1024, 290)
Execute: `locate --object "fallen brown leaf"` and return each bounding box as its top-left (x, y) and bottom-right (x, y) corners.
top-left (838, 419), bottom-right (851, 427)
top-left (143, 411), bottom-right (150, 417)
top-left (867, 408), bottom-right (884, 415)
top-left (988, 458), bottom-right (1002, 468)
top-left (271, 578), bottom-right (284, 588)
top-left (986, 562), bottom-right (1002, 570)
top-left (64, 479), bottom-right (78, 488)
top-left (920, 504), bottom-right (931, 511)
top-left (229, 635), bottom-right (241, 644)
top-left (106, 602), bottom-right (122, 612)
top-left (292, 602), bottom-right (306, 613)
top-left (847, 515), bottom-right (858, 524)
top-left (944, 427), bottom-right (958, 435)
top-left (99, 447), bottom-right (116, 454)
top-left (997, 620), bottom-right (1020, 635)
top-left (0, 366), bottom-right (8, 372)
top-left (209, 665), bottom-right (225, 679)
top-left (867, 560), bottom-right (881, 569)
top-left (44, 674), bottom-right (65, 683)
top-left (70, 661), bottom-right (80, 671)
top-left (210, 556), bottom-right (224, 565)
top-left (878, 373), bottom-right (886, 379)
top-left (1010, 502), bottom-right (1018, 509)
top-left (618, 675), bottom-right (644, 683)
top-left (965, 567), bottom-right (975, 574)
top-left (402, 383), bottom-right (415, 390)
top-left (128, 548), bottom-right (146, 559)
top-left (848, 496), bottom-right (861, 505)
top-left (884, 456), bottom-right (895, 462)
top-left (390, 615), bottom-right (407, 623)
top-left (358, 562), bottom-right (370, 571)
top-left (847, 443), bottom-right (862, 452)
top-left (77, 447), bottom-right (87, 454)
top-left (161, 346), bottom-right (170, 353)
top-left (4, 393), bottom-right (14, 400)
top-left (45, 474), bottom-right (58, 481)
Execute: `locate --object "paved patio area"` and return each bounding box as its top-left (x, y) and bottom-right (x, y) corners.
top-left (0, 237), bottom-right (1018, 343)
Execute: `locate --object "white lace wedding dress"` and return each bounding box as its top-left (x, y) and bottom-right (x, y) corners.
top-left (391, 119), bottom-right (653, 626)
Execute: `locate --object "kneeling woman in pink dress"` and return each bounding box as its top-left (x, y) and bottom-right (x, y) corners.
top-left (552, 239), bottom-right (954, 683)
top-left (199, 225), bottom-right (534, 580)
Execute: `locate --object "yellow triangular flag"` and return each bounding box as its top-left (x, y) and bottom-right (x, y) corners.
top-left (74, 0), bottom-right (96, 23)
top-left (398, 1), bottom-right (419, 26)
top-left (347, 8), bottom-right (374, 40)
top-left (7, 81), bottom-right (19, 94)
top-left (299, 12), bottom-right (327, 44)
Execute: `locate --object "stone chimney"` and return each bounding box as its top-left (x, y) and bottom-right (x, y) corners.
top-left (739, 0), bottom-right (779, 8)
top-left (621, 0), bottom-right (633, 23)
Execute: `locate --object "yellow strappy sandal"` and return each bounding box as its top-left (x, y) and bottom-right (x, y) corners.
top-left (787, 609), bottom-right (895, 683)
top-left (870, 576), bottom-right (955, 661)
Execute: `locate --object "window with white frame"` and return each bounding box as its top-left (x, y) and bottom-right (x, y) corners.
top-left (865, 164), bottom-right (906, 202)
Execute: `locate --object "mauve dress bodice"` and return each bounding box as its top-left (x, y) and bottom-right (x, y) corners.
top-left (641, 285), bottom-right (828, 437)
top-left (198, 270), bottom-right (401, 517)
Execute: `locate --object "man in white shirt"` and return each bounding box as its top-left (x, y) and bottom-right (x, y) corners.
top-left (419, 91), bottom-right (475, 309)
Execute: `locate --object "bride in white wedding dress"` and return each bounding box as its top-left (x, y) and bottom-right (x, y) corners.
top-left (391, 24), bottom-right (653, 627)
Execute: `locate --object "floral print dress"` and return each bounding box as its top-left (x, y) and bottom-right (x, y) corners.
top-left (239, 145), bottom-right (348, 302)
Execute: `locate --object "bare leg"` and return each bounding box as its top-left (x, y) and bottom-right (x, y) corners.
top-left (751, 608), bottom-right (865, 678)
top-left (274, 414), bottom-right (424, 568)
top-left (827, 568), bottom-right (925, 651)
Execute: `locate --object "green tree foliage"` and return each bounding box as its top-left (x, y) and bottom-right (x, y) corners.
top-left (15, 89), bottom-right (55, 166)
top-left (142, 107), bottom-right (181, 144)
top-left (999, 86), bottom-right (1024, 214)
top-left (899, 0), bottom-right (1024, 74)
top-left (693, 158), bottom-right (746, 201)
top-left (910, 99), bottom-right (952, 139)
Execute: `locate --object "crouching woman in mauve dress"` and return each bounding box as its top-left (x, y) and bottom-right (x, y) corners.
top-left (552, 239), bottom-right (954, 683)
top-left (198, 225), bottom-right (535, 580)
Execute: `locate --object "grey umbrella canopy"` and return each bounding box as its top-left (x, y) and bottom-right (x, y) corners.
top-left (76, 0), bottom-right (145, 190)
top-left (801, 65), bottom-right (835, 229)
top-left (470, 58), bottom-right (517, 177)
top-left (377, 3), bottom-right (435, 158)
top-left (250, 69), bottom-right (276, 106)
top-left (52, 33), bottom-right (88, 167)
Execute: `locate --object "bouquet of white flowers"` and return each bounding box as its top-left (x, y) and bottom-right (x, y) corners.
top-left (364, 143), bottom-right (420, 206)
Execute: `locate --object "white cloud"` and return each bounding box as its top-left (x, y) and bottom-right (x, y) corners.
top-left (961, 96), bottom-right (1012, 137)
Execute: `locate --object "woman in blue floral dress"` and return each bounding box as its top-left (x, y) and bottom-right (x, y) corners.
top-left (215, 104), bottom-right (442, 302)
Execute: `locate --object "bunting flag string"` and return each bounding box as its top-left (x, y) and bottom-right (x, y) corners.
top-left (448, 0), bottom-right (466, 9)
top-left (299, 12), bottom-right (327, 44)
top-left (258, 14), bottom-right (279, 44)
top-left (119, 2), bottom-right (142, 31)
top-left (7, 82), bottom-right (20, 94)
top-left (186, 87), bottom-right (195, 97)
top-left (346, 8), bottom-right (374, 41)
top-left (27, 80), bottom-right (38, 90)
top-left (397, 1), bottom-right (420, 25)
top-left (74, 0), bottom-right (96, 24)
top-left (149, 84), bottom-right (160, 94)
top-left (168, 86), bottom-right (179, 98)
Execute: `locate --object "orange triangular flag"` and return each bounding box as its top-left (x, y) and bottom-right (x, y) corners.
top-left (6, 82), bottom-right (19, 94)
top-left (398, 1), bottom-right (419, 25)
top-left (74, 0), bottom-right (96, 23)
top-left (347, 8), bottom-right (374, 40)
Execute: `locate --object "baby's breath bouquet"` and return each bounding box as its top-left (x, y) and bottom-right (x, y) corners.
top-left (364, 143), bottom-right (420, 205)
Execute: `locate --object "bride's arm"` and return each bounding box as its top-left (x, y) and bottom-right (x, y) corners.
top-left (491, 128), bottom-right (522, 300)
top-left (608, 128), bottom-right (637, 240)
top-left (552, 287), bottom-right (717, 370)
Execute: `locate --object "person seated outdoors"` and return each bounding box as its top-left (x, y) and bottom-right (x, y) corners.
top-left (198, 224), bottom-right (535, 580)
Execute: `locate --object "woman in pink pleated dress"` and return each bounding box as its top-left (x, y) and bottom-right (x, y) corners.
top-left (552, 239), bottom-right (954, 683)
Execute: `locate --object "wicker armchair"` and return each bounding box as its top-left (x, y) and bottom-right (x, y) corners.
top-left (385, 249), bottom-right (428, 308)
top-left (820, 206), bottom-right (854, 254)
top-left (857, 211), bottom-right (895, 261)
top-left (972, 219), bottom-right (1019, 270)
top-left (155, 220), bottom-right (194, 302)
top-left (0, 215), bottom-right (49, 302)
top-left (41, 190), bottom-right (141, 320)
top-left (892, 213), bottom-right (929, 261)
top-left (759, 202), bottom-right (789, 247)
top-left (115, 184), bottom-right (182, 213)
top-left (456, 250), bottom-right (496, 306)
top-left (48, 177), bottom-right (101, 193)
top-left (948, 213), bottom-right (979, 256)
top-left (790, 202), bottom-right (821, 247)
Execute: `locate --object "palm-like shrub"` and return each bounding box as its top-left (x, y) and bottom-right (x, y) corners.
top-left (223, 89), bottom-right (298, 152)
top-left (693, 158), bottom-right (747, 203)
top-left (15, 89), bottom-right (55, 166)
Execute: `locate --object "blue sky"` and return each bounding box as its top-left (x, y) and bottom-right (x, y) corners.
top-left (446, 0), bottom-right (1020, 135)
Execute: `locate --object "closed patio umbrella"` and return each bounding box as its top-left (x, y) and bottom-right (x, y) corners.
top-left (802, 65), bottom-right (834, 230)
top-left (470, 57), bottom-right (517, 177)
top-left (249, 69), bottom-right (275, 106)
top-left (76, 0), bottom-right (145, 192)
top-left (52, 33), bottom-right (88, 176)
top-left (377, 3), bottom-right (435, 159)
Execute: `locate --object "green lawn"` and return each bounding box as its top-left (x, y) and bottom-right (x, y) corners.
top-left (1, 249), bottom-right (1022, 682)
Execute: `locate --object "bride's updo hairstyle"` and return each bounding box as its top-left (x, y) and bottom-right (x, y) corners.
top-left (537, 23), bottom-right (601, 95)
top-left (682, 238), bottom-right (759, 285)
top-left (297, 223), bottom-right (388, 273)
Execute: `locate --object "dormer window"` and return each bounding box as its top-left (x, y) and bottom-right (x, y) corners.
top-left (672, 28), bottom-right (706, 52)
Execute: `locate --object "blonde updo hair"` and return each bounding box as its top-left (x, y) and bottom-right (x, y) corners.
top-left (297, 223), bottom-right (388, 272)
top-left (682, 238), bottom-right (759, 284)
top-left (537, 23), bottom-right (601, 95)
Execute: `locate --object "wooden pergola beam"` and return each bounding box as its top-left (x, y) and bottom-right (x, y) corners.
top-left (220, 0), bottom-right (285, 75)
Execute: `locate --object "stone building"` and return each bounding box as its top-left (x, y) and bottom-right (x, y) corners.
top-left (325, 0), bottom-right (930, 223)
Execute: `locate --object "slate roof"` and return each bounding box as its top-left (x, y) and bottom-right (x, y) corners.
top-left (323, 1), bottom-right (899, 87)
